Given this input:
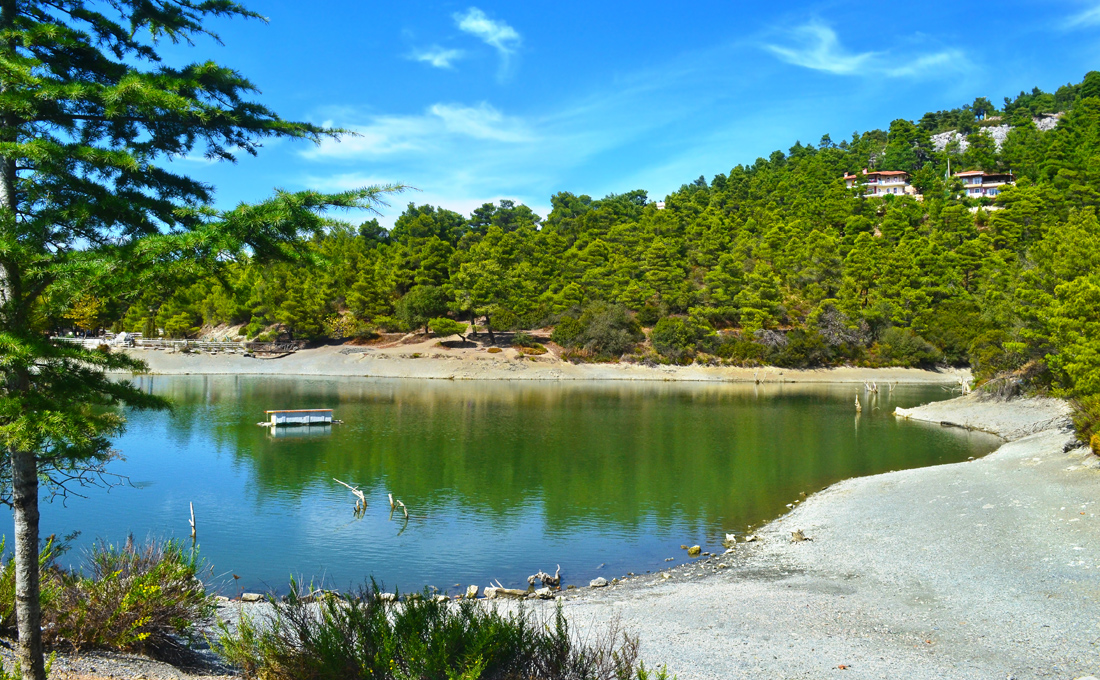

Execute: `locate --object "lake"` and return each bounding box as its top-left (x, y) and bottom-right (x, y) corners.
top-left (12, 376), bottom-right (1000, 596)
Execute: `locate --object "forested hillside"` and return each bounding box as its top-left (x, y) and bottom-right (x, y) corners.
top-left (74, 73), bottom-right (1100, 423)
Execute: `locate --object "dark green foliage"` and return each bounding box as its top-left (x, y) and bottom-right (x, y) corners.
top-left (650, 317), bottom-right (712, 363)
top-left (396, 286), bottom-right (449, 334)
top-left (216, 580), bottom-right (671, 680)
top-left (553, 303), bottom-right (642, 359)
top-left (428, 317), bottom-right (467, 339)
top-left (870, 328), bottom-right (942, 368)
top-left (511, 331), bottom-right (538, 348)
top-left (1072, 395), bottom-right (1100, 455)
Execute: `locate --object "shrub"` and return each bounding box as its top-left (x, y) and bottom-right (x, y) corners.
top-left (1073, 395), bottom-right (1100, 455)
top-left (0, 536), bottom-right (213, 657)
top-left (217, 580), bottom-right (671, 680)
top-left (372, 315), bottom-right (406, 333)
top-left (511, 331), bottom-right (538, 347)
top-left (870, 327), bottom-right (942, 367)
top-left (550, 316), bottom-right (585, 347)
top-left (552, 303), bottom-right (642, 359)
top-left (768, 329), bottom-right (833, 368)
top-left (429, 317), bottom-right (467, 339)
top-left (650, 317), bottom-right (710, 363)
top-left (396, 286), bottom-right (448, 334)
top-left (711, 335), bottom-right (765, 365)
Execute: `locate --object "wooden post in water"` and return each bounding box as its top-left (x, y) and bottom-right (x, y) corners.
top-left (189, 502), bottom-right (196, 540)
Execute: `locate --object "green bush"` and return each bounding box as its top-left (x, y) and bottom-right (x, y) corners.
top-left (396, 286), bottom-right (449, 334)
top-left (769, 329), bottom-right (834, 368)
top-left (372, 315), bottom-right (407, 333)
top-left (429, 317), bottom-right (467, 338)
top-left (1073, 395), bottom-right (1100, 455)
top-left (552, 303), bottom-right (642, 359)
top-left (511, 330), bottom-right (538, 347)
top-left (217, 579), bottom-right (671, 680)
top-left (650, 317), bottom-right (711, 363)
top-left (0, 536), bottom-right (213, 656)
top-left (711, 335), bottom-right (765, 365)
top-left (550, 316), bottom-right (585, 347)
top-left (870, 327), bottom-right (942, 367)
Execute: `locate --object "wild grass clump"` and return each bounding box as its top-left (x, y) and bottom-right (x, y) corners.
top-left (217, 579), bottom-right (671, 680)
top-left (0, 536), bottom-right (213, 657)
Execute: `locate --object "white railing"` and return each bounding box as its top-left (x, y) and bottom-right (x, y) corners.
top-left (52, 336), bottom-right (248, 351)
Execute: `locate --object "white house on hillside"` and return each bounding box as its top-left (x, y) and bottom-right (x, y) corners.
top-left (843, 170), bottom-right (922, 198)
top-left (953, 170), bottom-right (1015, 198)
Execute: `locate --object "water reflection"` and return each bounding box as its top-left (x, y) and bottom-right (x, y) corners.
top-left (15, 376), bottom-right (998, 595)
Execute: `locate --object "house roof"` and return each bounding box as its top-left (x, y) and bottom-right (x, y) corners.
top-left (954, 170), bottom-right (1015, 178)
top-left (844, 170), bottom-right (910, 180)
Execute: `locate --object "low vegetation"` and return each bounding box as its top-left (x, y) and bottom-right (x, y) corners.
top-left (218, 579), bottom-right (671, 680)
top-left (0, 536), bottom-right (213, 657)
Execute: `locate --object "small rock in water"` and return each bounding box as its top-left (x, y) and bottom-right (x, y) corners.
top-left (589, 577), bottom-right (609, 588)
top-left (240, 593), bottom-right (264, 603)
top-left (687, 545), bottom-right (701, 556)
top-left (466, 585), bottom-right (479, 599)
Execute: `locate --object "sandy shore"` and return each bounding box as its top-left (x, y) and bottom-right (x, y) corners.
top-left (121, 343), bottom-right (969, 384)
top-left (536, 395), bottom-right (1097, 679)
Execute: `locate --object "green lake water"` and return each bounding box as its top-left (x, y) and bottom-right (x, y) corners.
top-left (15, 376), bottom-right (1000, 595)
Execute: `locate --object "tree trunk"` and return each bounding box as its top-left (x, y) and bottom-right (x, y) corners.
top-left (468, 309), bottom-right (477, 338)
top-left (0, 3), bottom-right (43, 672)
top-left (485, 314), bottom-right (495, 345)
top-left (11, 448), bottom-right (45, 680)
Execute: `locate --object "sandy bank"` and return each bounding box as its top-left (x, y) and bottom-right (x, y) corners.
top-left (540, 395), bottom-right (1096, 679)
top-left (121, 343), bottom-right (969, 384)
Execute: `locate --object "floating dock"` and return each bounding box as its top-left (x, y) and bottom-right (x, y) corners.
top-left (265, 409), bottom-right (334, 427)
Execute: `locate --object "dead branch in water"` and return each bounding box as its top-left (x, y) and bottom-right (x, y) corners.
top-left (334, 478), bottom-right (367, 516)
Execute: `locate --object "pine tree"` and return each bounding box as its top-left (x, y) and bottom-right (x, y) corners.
top-left (0, 2), bottom-right (399, 676)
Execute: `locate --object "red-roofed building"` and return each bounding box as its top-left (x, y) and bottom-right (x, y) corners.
top-left (843, 169), bottom-right (921, 198)
top-left (953, 170), bottom-right (1014, 198)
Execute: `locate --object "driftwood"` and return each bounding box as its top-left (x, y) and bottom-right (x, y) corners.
top-left (334, 478), bottom-right (367, 516)
top-left (854, 395), bottom-right (862, 413)
top-left (527, 565), bottom-right (561, 588)
top-left (484, 580), bottom-right (527, 599)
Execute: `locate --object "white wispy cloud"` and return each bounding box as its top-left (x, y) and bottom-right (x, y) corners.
top-left (1065, 2), bottom-right (1100, 28)
top-left (303, 102), bottom-right (532, 160)
top-left (764, 20), bottom-right (963, 78)
top-left (454, 7), bottom-right (521, 80)
top-left (409, 46), bottom-right (465, 69)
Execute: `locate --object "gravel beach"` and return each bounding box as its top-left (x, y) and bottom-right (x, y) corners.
top-left (543, 395), bottom-right (1097, 679)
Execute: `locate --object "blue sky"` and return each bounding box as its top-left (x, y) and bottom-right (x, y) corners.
top-left (168, 0), bottom-right (1100, 226)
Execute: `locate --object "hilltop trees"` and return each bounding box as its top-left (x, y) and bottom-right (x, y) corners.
top-left (0, 1), bottom-right (398, 676)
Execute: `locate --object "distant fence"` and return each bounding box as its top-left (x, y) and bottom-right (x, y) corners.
top-left (51, 336), bottom-right (301, 353)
